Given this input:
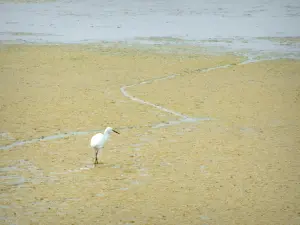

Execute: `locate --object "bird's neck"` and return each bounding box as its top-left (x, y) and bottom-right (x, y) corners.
top-left (103, 132), bottom-right (110, 140)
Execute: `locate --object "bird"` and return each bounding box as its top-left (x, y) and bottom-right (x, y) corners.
top-left (90, 127), bottom-right (120, 164)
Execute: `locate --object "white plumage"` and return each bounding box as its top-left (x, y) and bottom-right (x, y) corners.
top-left (90, 127), bottom-right (120, 164)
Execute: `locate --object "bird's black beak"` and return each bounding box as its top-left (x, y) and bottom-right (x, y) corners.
top-left (113, 129), bottom-right (120, 134)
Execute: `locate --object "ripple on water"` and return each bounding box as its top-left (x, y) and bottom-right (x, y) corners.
top-left (0, 165), bottom-right (26, 186)
top-left (0, 130), bottom-right (104, 151)
top-left (0, 175), bottom-right (26, 186)
top-left (152, 117), bottom-right (212, 129)
top-left (0, 166), bottom-right (17, 172)
top-left (96, 193), bottom-right (105, 197)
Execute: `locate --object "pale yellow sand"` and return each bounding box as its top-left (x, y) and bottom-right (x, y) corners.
top-left (0, 44), bottom-right (299, 225)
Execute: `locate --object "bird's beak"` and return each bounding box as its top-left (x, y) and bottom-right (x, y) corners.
top-left (113, 129), bottom-right (120, 134)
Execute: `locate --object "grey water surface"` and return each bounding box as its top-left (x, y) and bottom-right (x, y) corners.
top-left (0, 0), bottom-right (299, 57)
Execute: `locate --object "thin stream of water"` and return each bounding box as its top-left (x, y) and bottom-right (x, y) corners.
top-left (0, 56), bottom-right (268, 151)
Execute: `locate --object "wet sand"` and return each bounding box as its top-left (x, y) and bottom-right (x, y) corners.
top-left (0, 44), bottom-right (299, 225)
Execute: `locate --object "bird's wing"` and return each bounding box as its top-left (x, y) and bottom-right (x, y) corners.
top-left (90, 133), bottom-right (104, 148)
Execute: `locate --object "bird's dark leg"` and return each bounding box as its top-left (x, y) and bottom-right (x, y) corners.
top-left (94, 149), bottom-right (99, 165)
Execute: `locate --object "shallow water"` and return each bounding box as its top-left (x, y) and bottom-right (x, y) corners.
top-left (0, 0), bottom-right (300, 56)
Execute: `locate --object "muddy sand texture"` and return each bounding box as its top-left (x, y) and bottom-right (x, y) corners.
top-left (0, 44), bottom-right (300, 225)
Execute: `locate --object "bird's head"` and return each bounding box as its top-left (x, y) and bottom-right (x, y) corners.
top-left (105, 127), bottom-right (120, 135)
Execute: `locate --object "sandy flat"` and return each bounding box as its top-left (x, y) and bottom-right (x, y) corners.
top-left (0, 44), bottom-right (299, 225)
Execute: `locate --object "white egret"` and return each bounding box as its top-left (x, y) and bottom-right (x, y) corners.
top-left (90, 127), bottom-right (120, 164)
